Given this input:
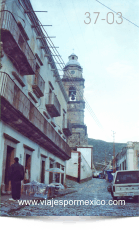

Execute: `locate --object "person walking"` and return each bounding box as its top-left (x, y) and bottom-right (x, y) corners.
top-left (9, 157), bottom-right (24, 201)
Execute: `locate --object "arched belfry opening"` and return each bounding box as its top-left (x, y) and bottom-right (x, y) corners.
top-left (69, 86), bottom-right (76, 101)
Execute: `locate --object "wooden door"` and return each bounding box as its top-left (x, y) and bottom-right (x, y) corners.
top-left (49, 160), bottom-right (53, 184)
top-left (41, 160), bottom-right (45, 183)
top-left (4, 146), bottom-right (15, 191)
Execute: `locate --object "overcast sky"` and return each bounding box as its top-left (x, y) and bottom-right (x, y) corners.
top-left (30, 0), bottom-right (139, 143)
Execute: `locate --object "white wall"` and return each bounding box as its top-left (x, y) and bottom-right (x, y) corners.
top-left (126, 149), bottom-right (134, 170)
top-left (80, 154), bottom-right (92, 180)
top-left (77, 147), bottom-right (92, 168)
top-left (0, 121), bottom-right (66, 187)
top-left (66, 152), bottom-right (78, 178)
top-left (117, 142), bottom-right (139, 171)
top-left (66, 149), bottom-right (93, 181)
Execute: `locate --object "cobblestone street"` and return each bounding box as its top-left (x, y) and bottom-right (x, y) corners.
top-left (6, 178), bottom-right (139, 217)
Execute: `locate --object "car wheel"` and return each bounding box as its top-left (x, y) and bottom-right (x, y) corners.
top-left (113, 196), bottom-right (118, 200)
top-left (111, 192), bottom-right (118, 200)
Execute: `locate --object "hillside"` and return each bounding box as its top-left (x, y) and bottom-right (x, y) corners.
top-left (88, 138), bottom-right (126, 170)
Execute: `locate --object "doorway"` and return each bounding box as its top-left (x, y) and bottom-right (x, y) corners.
top-left (24, 154), bottom-right (31, 183)
top-left (4, 146), bottom-right (15, 191)
top-left (49, 159), bottom-right (53, 184)
top-left (41, 160), bottom-right (45, 183)
top-left (55, 162), bottom-right (60, 183)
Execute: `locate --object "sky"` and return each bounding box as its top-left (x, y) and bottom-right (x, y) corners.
top-left (30, 0), bottom-right (139, 143)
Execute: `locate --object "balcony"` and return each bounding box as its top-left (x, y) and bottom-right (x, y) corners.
top-left (63, 120), bottom-right (72, 136)
top-left (0, 72), bottom-right (71, 160)
top-left (0, 10), bottom-right (36, 75)
top-left (46, 92), bottom-right (61, 117)
top-left (32, 73), bottom-right (45, 98)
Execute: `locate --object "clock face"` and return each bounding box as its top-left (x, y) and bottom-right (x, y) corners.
top-left (70, 70), bottom-right (75, 75)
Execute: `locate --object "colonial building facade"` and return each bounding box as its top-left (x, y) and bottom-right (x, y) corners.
top-left (0, 0), bottom-right (72, 193)
top-left (115, 142), bottom-right (139, 171)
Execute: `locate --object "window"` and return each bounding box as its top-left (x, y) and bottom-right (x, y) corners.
top-left (48, 88), bottom-right (53, 104)
top-left (124, 160), bottom-right (126, 170)
top-left (17, 21), bottom-right (29, 41)
top-left (122, 161), bottom-right (124, 170)
top-left (63, 111), bottom-right (66, 128)
top-left (18, 34), bottom-right (25, 50)
top-left (34, 63), bottom-right (40, 85)
top-left (69, 86), bottom-right (76, 101)
top-left (49, 158), bottom-right (54, 184)
top-left (115, 171), bottom-right (139, 184)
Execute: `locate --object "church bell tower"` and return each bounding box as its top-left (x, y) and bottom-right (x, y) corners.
top-left (62, 53), bottom-right (88, 149)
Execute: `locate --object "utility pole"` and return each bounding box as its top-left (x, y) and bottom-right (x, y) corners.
top-left (112, 131), bottom-right (116, 173)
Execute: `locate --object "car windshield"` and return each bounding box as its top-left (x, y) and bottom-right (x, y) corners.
top-left (115, 171), bottom-right (139, 184)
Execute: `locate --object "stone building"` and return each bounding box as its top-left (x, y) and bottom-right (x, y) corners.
top-left (0, 0), bottom-right (72, 193)
top-left (62, 53), bottom-right (88, 149)
top-left (62, 54), bottom-right (93, 182)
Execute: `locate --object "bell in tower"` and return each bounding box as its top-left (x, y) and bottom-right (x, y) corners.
top-left (69, 86), bottom-right (76, 101)
top-left (62, 53), bottom-right (88, 149)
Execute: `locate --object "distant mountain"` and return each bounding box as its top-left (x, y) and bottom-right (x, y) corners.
top-left (88, 138), bottom-right (126, 170)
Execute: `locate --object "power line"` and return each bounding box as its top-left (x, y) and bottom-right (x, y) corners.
top-left (19, 0), bottom-right (103, 129)
top-left (96, 0), bottom-right (139, 29)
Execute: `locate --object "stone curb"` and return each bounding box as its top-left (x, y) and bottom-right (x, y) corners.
top-left (0, 189), bottom-right (78, 216)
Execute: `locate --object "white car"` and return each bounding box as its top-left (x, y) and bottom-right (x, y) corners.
top-left (93, 171), bottom-right (99, 178)
top-left (111, 170), bottom-right (139, 201)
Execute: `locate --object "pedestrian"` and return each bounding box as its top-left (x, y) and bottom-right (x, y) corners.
top-left (8, 157), bottom-right (24, 201)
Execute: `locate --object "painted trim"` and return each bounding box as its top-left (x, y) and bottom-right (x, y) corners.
top-left (3, 133), bottom-right (20, 143)
top-left (23, 144), bottom-right (35, 152)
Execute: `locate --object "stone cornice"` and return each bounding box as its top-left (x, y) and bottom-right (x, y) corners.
top-left (68, 100), bottom-right (85, 104)
top-left (62, 77), bottom-right (85, 82)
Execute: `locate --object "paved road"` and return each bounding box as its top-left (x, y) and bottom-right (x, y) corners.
top-left (10, 178), bottom-right (139, 216)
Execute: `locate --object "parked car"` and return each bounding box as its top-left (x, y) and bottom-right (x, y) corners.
top-left (93, 171), bottom-right (99, 178)
top-left (110, 170), bottom-right (139, 201)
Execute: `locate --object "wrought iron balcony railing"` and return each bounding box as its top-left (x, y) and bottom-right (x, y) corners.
top-left (0, 71), bottom-right (71, 160)
top-left (0, 10), bottom-right (36, 75)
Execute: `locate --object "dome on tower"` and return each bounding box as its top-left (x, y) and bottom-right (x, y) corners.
top-left (65, 53), bottom-right (81, 68)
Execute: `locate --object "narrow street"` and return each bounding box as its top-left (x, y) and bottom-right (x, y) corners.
top-left (9, 178), bottom-right (139, 217)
